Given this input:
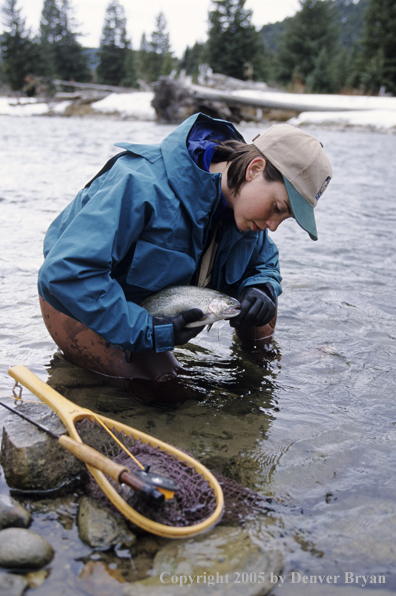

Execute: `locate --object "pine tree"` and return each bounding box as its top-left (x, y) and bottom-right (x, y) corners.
top-left (205, 0), bottom-right (266, 81)
top-left (330, 46), bottom-right (352, 93)
top-left (306, 47), bottom-right (336, 93)
top-left (361, 0), bottom-right (396, 94)
top-left (137, 33), bottom-right (151, 82)
top-left (275, 0), bottom-right (339, 91)
top-left (1, 0), bottom-right (40, 89)
top-left (56, 0), bottom-right (90, 81)
top-left (39, 0), bottom-right (61, 78)
top-left (345, 42), bottom-right (366, 91)
top-left (181, 42), bottom-right (205, 78)
top-left (38, 0), bottom-right (90, 81)
top-left (137, 12), bottom-right (176, 83)
top-left (151, 12), bottom-right (170, 57)
top-left (97, 0), bottom-right (134, 86)
top-left (121, 48), bottom-right (137, 87)
top-left (144, 13), bottom-right (166, 82)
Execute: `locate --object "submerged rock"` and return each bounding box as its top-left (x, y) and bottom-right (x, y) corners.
top-left (0, 572), bottom-right (29, 596)
top-left (223, 454), bottom-right (263, 489)
top-left (78, 560), bottom-right (128, 593)
top-left (123, 525), bottom-right (283, 595)
top-left (0, 402), bottom-right (88, 492)
top-left (77, 496), bottom-right (137, 550)
top-left (0, 495), bottom-right (31, 529)
top-left (0, 528), bottom-right (54, 569)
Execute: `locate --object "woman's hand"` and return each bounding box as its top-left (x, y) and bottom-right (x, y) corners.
top-left (230, 286), bottom-right (276, 329)
top-left (153, 309), bottom-right (205, 345)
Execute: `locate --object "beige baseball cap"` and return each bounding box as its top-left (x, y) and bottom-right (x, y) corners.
top-left (252, 124), bottom-right (332, 240)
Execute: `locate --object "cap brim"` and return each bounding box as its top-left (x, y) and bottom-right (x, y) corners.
top-left (283, 176), bottom-right (318, 241)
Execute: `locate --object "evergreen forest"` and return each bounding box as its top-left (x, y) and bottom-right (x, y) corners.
top-left (1, 0), bottom-right (395, 97)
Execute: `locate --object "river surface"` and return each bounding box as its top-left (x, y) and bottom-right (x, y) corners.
top-left (1, 115), bottom-right (396, 595)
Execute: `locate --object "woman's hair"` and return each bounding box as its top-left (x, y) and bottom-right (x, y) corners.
top-left (213, 139), bottom-right (284, 196)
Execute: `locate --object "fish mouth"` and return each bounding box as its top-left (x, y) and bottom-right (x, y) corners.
top-left (185, 305), bottom-right (241, 327)
top-left (222, 305), bottom-right (241, 318)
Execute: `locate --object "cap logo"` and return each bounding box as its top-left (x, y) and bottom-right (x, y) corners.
top-left (316, 176), bottom-right (331, 202)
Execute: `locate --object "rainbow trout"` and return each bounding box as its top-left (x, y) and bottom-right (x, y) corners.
top-left (140, 286), bottom-right (241, 328)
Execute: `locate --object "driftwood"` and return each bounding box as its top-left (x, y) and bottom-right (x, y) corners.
top-left (52, 79), bottom-right (136, 94)
top-left (151, 64), bottom-right (396, 124)
top-left (51, 79), bottom-right (136, 105)
top-left (151, 65), bottom-right (295, 124)
top-left (151, 78), bottom-right (282, 124)
top-left (151, 77), bottom-right (197, 124)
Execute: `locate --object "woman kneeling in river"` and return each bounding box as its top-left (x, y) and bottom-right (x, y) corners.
top-left (38, 113), bottom-right (332, 385)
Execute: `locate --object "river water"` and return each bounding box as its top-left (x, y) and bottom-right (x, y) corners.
top-left (1, 115), bottom-right (396, 595)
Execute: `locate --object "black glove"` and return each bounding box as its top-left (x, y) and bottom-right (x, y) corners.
top-left (153, 308), bottom-right (205, 346)
top-left (230, 285), bottom-right (276, 330)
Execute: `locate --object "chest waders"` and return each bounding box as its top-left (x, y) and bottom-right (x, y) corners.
top-left (39, 153), bottom-right (191, 403)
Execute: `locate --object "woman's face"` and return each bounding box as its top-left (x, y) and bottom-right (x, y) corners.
top-left (224, 157), bottom-right (293, 233)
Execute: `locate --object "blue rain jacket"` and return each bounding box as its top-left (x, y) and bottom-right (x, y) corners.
top-left (38, 113), bottom-right (282, 353)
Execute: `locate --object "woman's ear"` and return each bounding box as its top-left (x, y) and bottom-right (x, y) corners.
top-left (246, 157), bottom-right (266, 181)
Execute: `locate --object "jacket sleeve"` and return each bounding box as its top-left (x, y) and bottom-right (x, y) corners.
top-left (38, 161), bottom-right (158, 352)
top-left (237, 231), bottom-right (282, 300)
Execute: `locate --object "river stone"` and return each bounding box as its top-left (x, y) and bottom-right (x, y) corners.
top-left (77, 496), bottom-right (137, 550)
top-left (122, 526), bottom-right (283, 596)
top-left (0, 572), bottom-right (29, 596)
top-left (0, 495), bottom-right (31, 529)
top-left (0, 402), bottom-right (88, 492)
top-left (223, 454), bottom-right (263, 489)
top-left (0, 528), bottom-right (54, 569)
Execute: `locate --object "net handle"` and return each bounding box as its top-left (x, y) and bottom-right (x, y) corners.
top-left (8, 366), bottom-right (224, 538)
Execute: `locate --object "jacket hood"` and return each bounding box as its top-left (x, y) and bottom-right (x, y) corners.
top-left (116, 114), bottom-right (244, 232)
top-left (161, 113), bottom-right (244, 226)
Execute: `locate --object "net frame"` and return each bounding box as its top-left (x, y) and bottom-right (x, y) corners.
top-left (77, 419), bottom-right (219, 528)
top-left (8, 366), bottom-right (224, 538)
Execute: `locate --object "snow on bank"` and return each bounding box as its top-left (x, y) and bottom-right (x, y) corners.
top-left (289, 109), bottom-right (396, 131)
top-left (88, 92), bottom-right (396, 130)
top-left (0, 92), bottom-right (155, 120)
top-left (1, 91), bottom-right (396, 131)
top-left (90, 92), bottom-right (155, 120)
top-left (0, 97), bottom-right (50, 116)
top-left (233, 89), bottom-right (396, 113)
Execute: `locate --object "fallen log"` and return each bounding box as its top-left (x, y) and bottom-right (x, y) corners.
top-left (152, 66), bottom-right (396, 124)
top-left (151, 76), bottom-right (289, 124)
top-left (52, 79), bottom-right (136, 94)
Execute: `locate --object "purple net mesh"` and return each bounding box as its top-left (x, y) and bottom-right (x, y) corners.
top-left (76, 418), bottom-right (272, 528)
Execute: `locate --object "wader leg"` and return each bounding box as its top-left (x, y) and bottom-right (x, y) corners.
top-left (234, 309), bottom-right (277, 349)
top-left (39, 297), bottom-right (181, 383)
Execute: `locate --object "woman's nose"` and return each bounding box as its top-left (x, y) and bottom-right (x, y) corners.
top-left (266, 219), bottom-right (279, 232)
